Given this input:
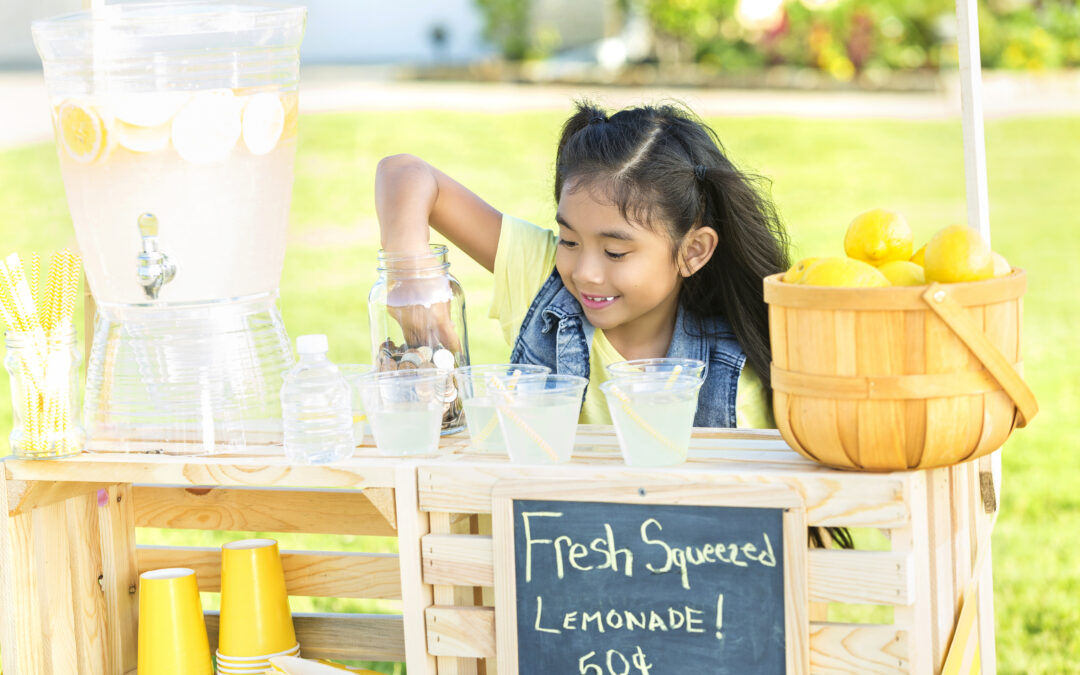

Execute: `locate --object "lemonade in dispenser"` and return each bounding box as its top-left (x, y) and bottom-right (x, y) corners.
top-left (32, 2), bottom-right (307, 453)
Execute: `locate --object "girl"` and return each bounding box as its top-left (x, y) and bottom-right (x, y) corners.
top-left (374, 101), bottom-right (788, 429)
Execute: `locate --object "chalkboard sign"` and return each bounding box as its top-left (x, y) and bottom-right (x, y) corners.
top-left (493, 481), bottom-right (808, 675)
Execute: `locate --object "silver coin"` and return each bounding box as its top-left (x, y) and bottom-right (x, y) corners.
top-left (432, 348), bottom-right (456, 370)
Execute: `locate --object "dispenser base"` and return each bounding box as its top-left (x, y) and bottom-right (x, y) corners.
top-left (84, 294), bottom-right (293, 455)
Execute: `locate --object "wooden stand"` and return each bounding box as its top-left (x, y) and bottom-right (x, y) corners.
top-left (0, 428), bottom-right (997, 674)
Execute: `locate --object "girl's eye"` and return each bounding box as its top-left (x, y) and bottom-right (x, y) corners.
top-left (557, 238), bottom-right (579, 249)
top-left (605, 250), bottom-right (628, 260)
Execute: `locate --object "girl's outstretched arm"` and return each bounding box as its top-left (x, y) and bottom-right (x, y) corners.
top-left (374, 154), bottom-right (503, 272)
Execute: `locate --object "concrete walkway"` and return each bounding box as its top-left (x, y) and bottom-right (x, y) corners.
top-left (4, 65), bottom-right (1080, 150)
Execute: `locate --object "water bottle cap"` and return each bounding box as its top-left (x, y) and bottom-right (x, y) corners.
top-left (296, 334), bottom-right (329, 355)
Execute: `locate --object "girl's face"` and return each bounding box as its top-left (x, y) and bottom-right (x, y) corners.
top-left (555, 185), bottom-right (684, 352)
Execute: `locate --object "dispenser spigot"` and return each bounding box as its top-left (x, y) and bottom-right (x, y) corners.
top-left (135, 213), bottom-right (176, 299)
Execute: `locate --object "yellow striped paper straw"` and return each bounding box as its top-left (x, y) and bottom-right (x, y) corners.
top-left (489, 374), bottom-right (559, 462)
top-left (58, 251), bottom-right (80, 328)
top-left (29, 253), bottom-right (39, 311)
top-left (608, 383), bottom-right (682, 455)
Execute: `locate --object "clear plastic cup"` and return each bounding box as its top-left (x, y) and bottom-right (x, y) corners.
top-left (492, 374), bottom-right (587, 464)
top-left (605, 357), bottom-right (706, 380)
top-left (138, 568), bottom-right (213, 675)
top-left (356, 369), bottom-right (450, 456)
top-left (601, 375), bottom-right (703, 467)
top-left (453, 364), bottom-right (550, 452)
top-left (338, 364), bottom-right (374, 443)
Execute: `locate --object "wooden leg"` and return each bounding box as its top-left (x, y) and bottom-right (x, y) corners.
top-left (0, 470), bottom-right (45, 673)
top-left (430, 512), bottom-right (479, 675)
top-left (99, 484), bottom-right (138, 674)
top-left (396, 466), bottom-right (437, 674)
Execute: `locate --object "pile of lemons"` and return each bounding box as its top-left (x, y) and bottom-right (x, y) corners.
top-left (783, 209), bottom-right (1012, 287)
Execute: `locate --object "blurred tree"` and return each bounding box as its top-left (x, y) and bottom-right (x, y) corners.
top-left (474, 0), bottom-right (533, 59)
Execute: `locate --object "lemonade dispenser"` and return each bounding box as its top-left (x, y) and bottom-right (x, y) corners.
top-left (32, 2), bottom-right (307, 453)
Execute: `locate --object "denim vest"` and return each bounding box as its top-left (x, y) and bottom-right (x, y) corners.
top-left (509, 269), bottom-right (746, 428)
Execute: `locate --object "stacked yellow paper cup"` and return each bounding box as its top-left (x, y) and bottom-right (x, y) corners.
top-left (217, 539), bottom-right (300, 673)
top-left (138, 568), bottom-right (214, 675)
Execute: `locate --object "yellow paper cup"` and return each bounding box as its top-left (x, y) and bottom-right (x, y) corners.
top-left (218, 538), bottom-right (297, 658)
top-left (137, 568), bottom-right (213, 675)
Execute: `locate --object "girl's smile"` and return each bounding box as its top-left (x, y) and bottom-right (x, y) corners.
top-left (579, 293), bottom-right (619, 309)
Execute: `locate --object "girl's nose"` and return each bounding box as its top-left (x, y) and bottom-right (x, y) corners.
top-left (572, 251), bottom-right (605, 287)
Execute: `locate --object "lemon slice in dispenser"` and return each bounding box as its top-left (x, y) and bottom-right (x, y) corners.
top-left (114, 120), bottom-right (172, 153)
top-left (112, 91), bottom-right (190, 128)
top-left (170, 89), bottom-right (242, 164)
top-left (242, 92), bottom-right (286, 155)
top-left (57, 99), bottom-right (110, 163)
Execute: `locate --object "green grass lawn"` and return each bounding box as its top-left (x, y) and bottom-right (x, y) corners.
top-left (1, 108), bottom-right (1077, 673)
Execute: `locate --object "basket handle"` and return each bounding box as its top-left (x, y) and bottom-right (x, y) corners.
top-left (921, 283), bottom-right (1038, 427)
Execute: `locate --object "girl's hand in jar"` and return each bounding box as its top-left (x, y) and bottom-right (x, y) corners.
top-left (385, 277), bottom-right (462, 354)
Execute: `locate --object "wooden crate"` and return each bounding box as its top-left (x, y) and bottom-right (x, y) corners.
top-left (0, 427), bottom-right (997, 674)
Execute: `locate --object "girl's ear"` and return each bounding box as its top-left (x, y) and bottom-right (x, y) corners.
top-left (678, 226), bottom-right (719, 277)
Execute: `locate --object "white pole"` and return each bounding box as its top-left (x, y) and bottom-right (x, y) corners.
top-left (955, 0), bottom-right (992, 247)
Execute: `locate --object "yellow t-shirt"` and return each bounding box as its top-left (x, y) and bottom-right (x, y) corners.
top-left (489, 214), bottom-right (774, 428)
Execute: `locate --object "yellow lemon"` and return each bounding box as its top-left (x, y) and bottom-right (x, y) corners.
top-left (782, 256), bottom-right (820, 283)
top-left (56, 100), bottom-right (109, 163)
top-left (910, 244), bottom-right (926, 267)
top-left (878, 260), bottom-right (926, 286)
top-left (923, 225), bottom-right (994, 283)
top-left (801, 257), bottom-right (890, 288)
top-left (844, 209), bottom-right (913, 266)
top-left (992, 252), bottom-right (1011, 277)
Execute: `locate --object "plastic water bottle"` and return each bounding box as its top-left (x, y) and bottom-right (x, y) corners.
top-left (281, 334), bottom-right (354, 464)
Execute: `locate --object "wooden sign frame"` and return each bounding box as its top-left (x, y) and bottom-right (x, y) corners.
top-left (492, 478), bottom-right (809, 675)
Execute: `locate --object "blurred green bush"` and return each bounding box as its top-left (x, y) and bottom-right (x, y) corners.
top-left (477, 0), bottom-right (1080, 78)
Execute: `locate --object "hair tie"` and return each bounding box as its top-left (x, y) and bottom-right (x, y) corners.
top-left (589, 113), bottom-right (607, 125)
top-left (694, 165), bottom-right (708, 182)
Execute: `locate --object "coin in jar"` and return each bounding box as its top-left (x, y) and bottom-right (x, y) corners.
top-left (432, 348), bottom-right (456, 370)
top-left (397, 360), bottom-right (418, 370)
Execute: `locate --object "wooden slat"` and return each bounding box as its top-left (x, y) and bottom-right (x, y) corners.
top-left (133, 485), bottom-right (396, 536)
top-left (136, 545), bottom-right (402, 599)
top-left (430, 513), bottom-right (481, 675)
top-left (808, 550), bottom-right (914, 606)
top-left (423, 534), bottom-right (493, 587)
top-left (4, 454), bottom-right (398, 490)
top-left (395, 464), bottom-right (437, 673)
top-left (66, 493), bottom-right (109, 675)
top-left (6, 480), bottom-right (115, 516)
top-left (204, 612), bottom-right (405, 662)
top-left (427, 607), bottom-right (496, 658)
top-left (35, 500), bottom-right (79, 672)
top-left (809, 623), bottom-right (908, 674)
top-left (418, 465), bottom-right (914, 528)
top-left (98, 484), bottom-right (138, 674)
top-left (0, 468), bottom-right (44, 674)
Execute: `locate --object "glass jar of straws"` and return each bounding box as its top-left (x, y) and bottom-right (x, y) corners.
top-left (5, 324), bottom-right (85, 458)
top-left (0, 249), bottom-right (85, 458)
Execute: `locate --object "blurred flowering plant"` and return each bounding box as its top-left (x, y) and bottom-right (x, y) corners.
top-left (643, 0), bottom-right (1080, 79)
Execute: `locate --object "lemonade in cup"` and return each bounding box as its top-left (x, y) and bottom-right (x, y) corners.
top-left (453, 364), bottom-right (550, 452)
top-left (605, 357), bottom-right (706, 380)
top-left (491, 374), bottom-right (586, 464)
top-left (356, 369), bottom-right (449, 456)
top-left (600, 374), bottom-right (703, 467)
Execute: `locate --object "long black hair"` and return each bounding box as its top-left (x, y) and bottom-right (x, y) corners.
top-left (553, 100), bottom-right (790, 395)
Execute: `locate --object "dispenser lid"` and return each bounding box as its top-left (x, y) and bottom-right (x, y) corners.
top-left (296, 334), bottom-right (328, 355)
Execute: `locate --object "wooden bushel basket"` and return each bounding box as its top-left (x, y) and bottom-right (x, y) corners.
top-left (764, 270), bottom-right (1038, 471)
